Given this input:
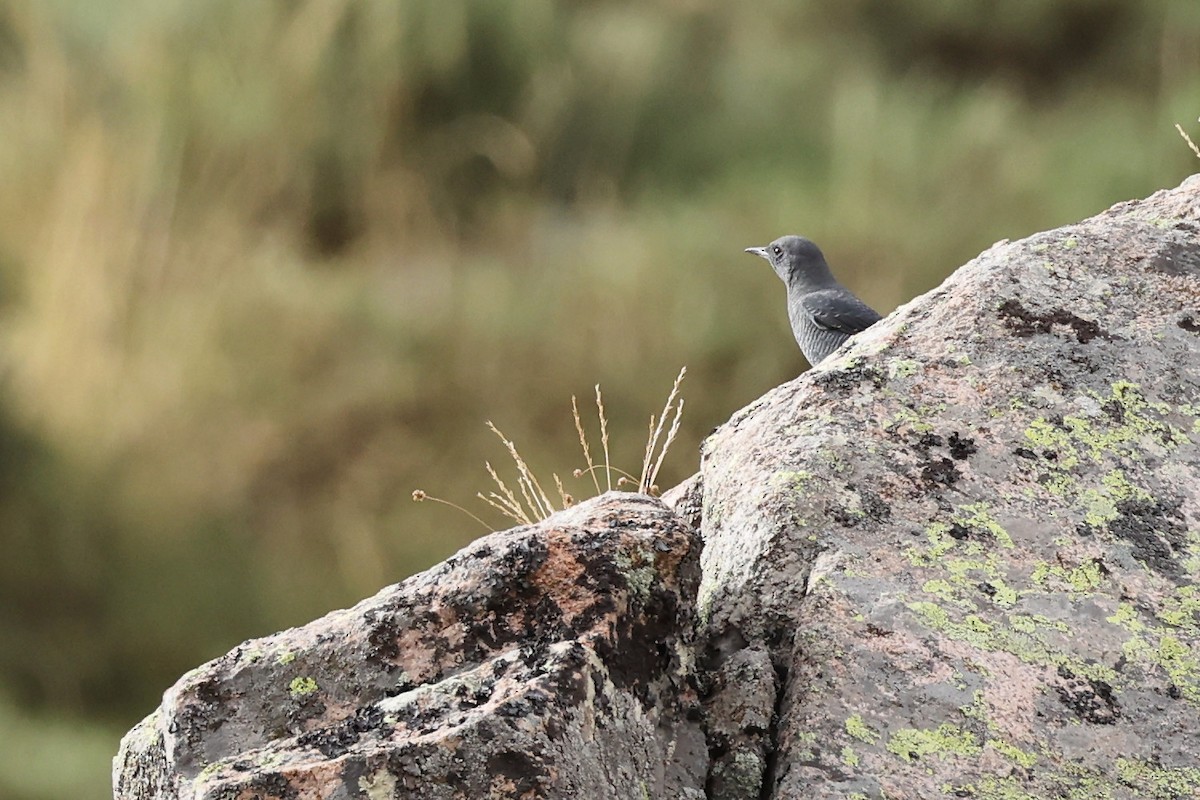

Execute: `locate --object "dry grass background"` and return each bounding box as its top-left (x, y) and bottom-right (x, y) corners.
top-left (0, 2), bottom-right (1198, 797)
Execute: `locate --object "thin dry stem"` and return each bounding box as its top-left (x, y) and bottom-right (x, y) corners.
top-left (522, 457), bottom-right (556, 519)
top-left (412, 490), bottom-right (492, 530)
top-left (484, 459), bottom-right (529, 523)
top-left (1177, 122), bottom-right (1200, 159)
top-left (553, 473), bottom-right (573, 508)
top-left (639, 414), bottom-right (658, 493)
top-left (648, 397), bottom-right (684, 492)
top-left (417, 368), bottom-right (689, 530)
top-left (478, 491), bottom-right (528, 525)
top-left (595, 384), bottom-right (612, 492)
top-left (572, 395), bottom-right (601, 495)
top-left (488, 420), bottom-right (556, 520)
top-left (575, 464), bottom-right (640, 484)
top-left (639, 366), bottom-right (687, 493)
top-left (486, 422), bottom-right (541, 519)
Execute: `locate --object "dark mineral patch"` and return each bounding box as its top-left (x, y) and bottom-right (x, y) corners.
top-left (997, 298), bottom-right (1108, 343)
top-left (947, 432), bottom-right (978, 460)
top-left (486, 749), bottom-right (549, 794)
top-left (298, 706), bottom-right (387, 759)
top-left (220, 772), bottom-right (299, 800)
top-left (813, 362), bottom-right (887, 392)
top-left (948, 523), bottom-right (971, 541)
top-left (1178, 314), bottom-right (1200, 333)
top-left (922, 457), bottom-right (961, 487)
top-left (174, 679), bottom-right (232, 750)
top-left (1055, 666), bottom-right (1120, 725)
top-left (832, 486), bottom-right (892, 528)
top-left (1108, 497), bottom-right (1188, 578)
top-left (916, 433), bottom-right (945, 450)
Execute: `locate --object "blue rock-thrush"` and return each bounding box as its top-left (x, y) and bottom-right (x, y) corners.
top-left (745, 235), bottom-right (882, 365)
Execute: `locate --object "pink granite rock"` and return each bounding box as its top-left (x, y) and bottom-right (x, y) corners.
top-left (699, 175), bottom-right (1200, 798)
top-left (117, 176), bottom-right (1200, 800)
top-left (114, 493), bottom-right (706, 799)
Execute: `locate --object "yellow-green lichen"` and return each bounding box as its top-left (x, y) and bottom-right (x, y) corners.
top-left (1024, 418), bottom-right (1079, 468)
top-left (987, 738), bottom-right (1038, 769)
top-left (1006, 613), bottom-right (1068, 636)
top-left (1109, 602), bottom-right (1200, 703)
top-left (276, 650), bottom-right (296, 666)
top-left (1031, 559), bottom-right (1105, 593)
top-left (888, 359), bottom-right (921, 379)
top-left (770, 469), bottom-right (814, 493)
top-left (1107, 602), bottom-right (1143, 630)
top-left (845, 713), bottom-right (879, 744)
top-left (954, 503), bottom-right (1014, 549)
top-left (1158, 586), bottom-right (1200, 632)
top-left (841, 745), bottom-right (860, 767)
top-left (1068, 382), bottom-right (1186, 461)
top-left (793, 730), bottom-right (818, 760)
top-left (1024, 383), bottom-right (1188, 477)
top-left (1078, 470), bottom-right (1153, 527)
top-left (816, 448), bottom-right (852, 475)
top-left (909, 521), bottom-right (955, 564)
top-left (614, 546), bottom-right (656, 604)
top-left (886, 724), bottom-right (980, 763)
top-left (966, 775), bottom-right (1059, 800)
top-left (1115, 757), bottom-right (1200, 799)
top-left (986, 578), bottom-right (1019, 607)
top-left (289, 676), bottom-right (319, 697)
top-left (922, 579), bottom-right (960, 604)
top-left (887, 404), bottom-right (945, 433)
top-left (130, 709), bottom-right (163, 747)
top-left (1024, 388), bottom-right (1177, 529)
top-left (710, 750), bottom-right (765, 793)
top-left (359, 770), bottom-right (399, 800)
top-left (910, 602), bottom-right (1116, 684)
top-left (957, 691), bottom-right (992, 726)
top-left (194, 760), bottom-right (227, 784)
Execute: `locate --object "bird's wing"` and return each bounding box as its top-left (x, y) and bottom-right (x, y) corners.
top-left (799, 289), bottom-right (882, 335)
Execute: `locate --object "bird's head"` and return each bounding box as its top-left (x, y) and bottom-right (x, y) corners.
top-left (745, 235), bottom-right (834, 288)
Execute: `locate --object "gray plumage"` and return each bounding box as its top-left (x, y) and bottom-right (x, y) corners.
top-left (745, 235), bottom-right (881, 366)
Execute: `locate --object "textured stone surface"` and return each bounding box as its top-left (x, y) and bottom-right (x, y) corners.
top-left (113, 493), bottom-right (706, 800)
top-left (699, 175), bottom-right (1200, 798)
top-left (117, 176), bottom-right (1200, 800)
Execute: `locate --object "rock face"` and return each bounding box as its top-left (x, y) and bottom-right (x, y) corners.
top-left (116, 176), bottom-right (1200, 800)
top-left (113, 494), bottom-right (707, 799)
top-left (699, 175), bottom-right (1200, 798)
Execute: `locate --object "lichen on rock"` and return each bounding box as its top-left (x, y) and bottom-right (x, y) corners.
top-left (115, 176), bottom-right (1200, 800)
top-left (698, 175), bottom-right (1200, 799)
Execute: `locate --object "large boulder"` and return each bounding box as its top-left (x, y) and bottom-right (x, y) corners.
top-left (113, 494), bottom-right (706, 799)
top-left (699, 174), bottom-right (1200, 798)
top-left (116, 175), bottom-right (1200, 799)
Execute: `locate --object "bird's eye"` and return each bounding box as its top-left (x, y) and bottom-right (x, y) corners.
top-left (772, 246), bottom-right (783, 257)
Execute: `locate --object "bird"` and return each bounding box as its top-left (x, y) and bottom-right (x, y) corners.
top-left (745, 235), bottom-right (882, 366)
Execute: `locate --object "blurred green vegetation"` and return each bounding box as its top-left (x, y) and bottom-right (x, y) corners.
top-left (0, 1), bottom-right (1197, 796)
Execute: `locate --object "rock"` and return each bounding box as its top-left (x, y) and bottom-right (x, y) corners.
top-left (116, 176), bottom-right (1200, 799)
top-left (661, 471), bottom-right (703, 531)
top-left (113, 493), bottom-right (707, 800)
top-left (702, 645), bottom-right (776, 800)
top-left (699, 175), bottom-right (1200, 798)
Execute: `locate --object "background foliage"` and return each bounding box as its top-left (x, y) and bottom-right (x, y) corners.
top-left (0, 1), bottom-right (1197, 796)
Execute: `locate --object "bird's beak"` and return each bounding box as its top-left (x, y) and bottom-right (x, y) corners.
top-left (745, 246), bottom-right (769, 260)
